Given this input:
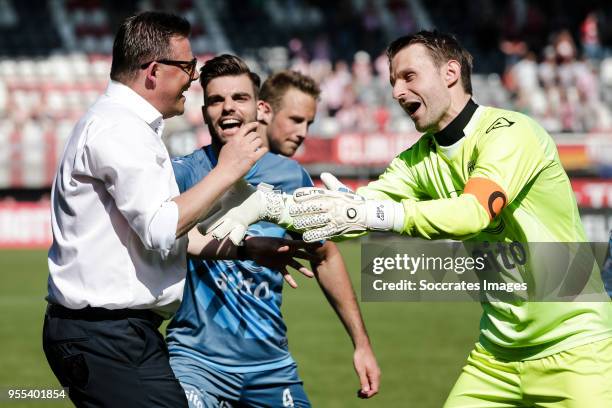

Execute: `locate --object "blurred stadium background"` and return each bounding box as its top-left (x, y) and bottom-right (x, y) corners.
top-left (0, 1), bottom-right (610, 407)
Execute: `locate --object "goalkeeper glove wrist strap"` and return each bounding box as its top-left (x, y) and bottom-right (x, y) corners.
top-left (365, 200), bottom-right (405, 233)
top-left (256, 183), bottom-right (292, 225)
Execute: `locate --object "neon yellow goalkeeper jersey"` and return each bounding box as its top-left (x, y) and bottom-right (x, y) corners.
top-left (358, 101), bottom-right (612, 361)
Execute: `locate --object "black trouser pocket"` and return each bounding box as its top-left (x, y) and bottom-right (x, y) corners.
top-left (43, 313), bottom-right (90, 389)
top-left (62, 352), bottom-right (89, 388)
top-left (44, 337), bottom-right (91, 390)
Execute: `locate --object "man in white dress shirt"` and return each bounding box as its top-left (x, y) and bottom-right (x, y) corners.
top-left (42, 11), bottom-right (270, 407)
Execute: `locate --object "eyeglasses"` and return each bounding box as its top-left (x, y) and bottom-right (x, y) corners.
top-left (140, 58), bottom-right (198, 79)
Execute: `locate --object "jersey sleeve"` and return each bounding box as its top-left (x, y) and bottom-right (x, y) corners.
top-left (171, 159), bottom-right (193, 194)
top-left (300, 166), bottom-right (315, 188)
top-left (398, 194), bottom-right (490, 239)
top-left (357, 152), bottom-right (425, 201)
top-left (171, 150), bottom-right (214, 193)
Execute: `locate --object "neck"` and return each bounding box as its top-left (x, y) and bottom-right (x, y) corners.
top-left (436, 93), bottom-right (472, 132)
top-left (433, 96), bottom-right (478, 146)
top-left (120, 77), bottom-right (166, 118)
top-left (211, 138), bottom-right (222, 158)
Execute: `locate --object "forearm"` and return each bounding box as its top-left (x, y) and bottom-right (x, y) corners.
top-left (397, 194), bottom-right (490, 239)
top-left (314, 242), bottom-right (371, 348)
top-left (174, 167), bottom-right (238, 238)
top-left (186, 227), bottom-right (239, 259)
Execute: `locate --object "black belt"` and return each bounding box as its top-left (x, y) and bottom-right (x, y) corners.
top-left (47, 303), bottom-right (164, 327)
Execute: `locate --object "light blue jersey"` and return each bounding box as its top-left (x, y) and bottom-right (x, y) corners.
top-left (166, 146), bottom-right (313, 375)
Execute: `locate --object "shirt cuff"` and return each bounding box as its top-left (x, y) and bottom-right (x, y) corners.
top-left (149, 200), bottom-right (179, 252)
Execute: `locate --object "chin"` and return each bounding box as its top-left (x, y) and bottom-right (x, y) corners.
top-left (414, 120), bottom-right (431, 133)
top-left (283, 147), bottom-right (297, 156)
top-left (164, 107), bottom-right (184, 119)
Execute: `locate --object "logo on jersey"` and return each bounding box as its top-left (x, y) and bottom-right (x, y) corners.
top-left (486, 117), bottom-right (515, 134)
top-left (184, 387), bottom-right (205, 408)
top-left (467, 160), bottom-right (476, 174)
top-left (214, 270), bottom-right (271, 300)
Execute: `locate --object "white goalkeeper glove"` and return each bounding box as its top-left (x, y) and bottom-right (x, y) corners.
top-left (205, 180), bottom-right (293, 245)
top-left (290, 173), bottom-right (405, 242)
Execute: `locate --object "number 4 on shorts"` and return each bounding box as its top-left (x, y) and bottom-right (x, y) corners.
top-left (282, 388), bottom-right (294, 407)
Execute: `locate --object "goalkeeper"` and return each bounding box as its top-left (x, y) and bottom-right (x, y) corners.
top-left (209, 31), bottom-right (612, 406)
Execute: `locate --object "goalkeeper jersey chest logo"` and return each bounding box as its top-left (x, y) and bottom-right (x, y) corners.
top-left (486, 117), bottom-right (515, 133)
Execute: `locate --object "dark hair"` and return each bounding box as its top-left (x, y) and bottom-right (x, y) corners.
top-left (387, 30), bottom-right (473, 94)
top-left (110, 11), bottom-right (191, 82)
top-left (199, 54), bottom-right (261, 99)
top-left (259, 70), bottom-right (320, 112)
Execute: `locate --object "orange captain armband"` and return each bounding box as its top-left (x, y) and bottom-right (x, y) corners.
top-left (463, 177), bottom-right (507, 220)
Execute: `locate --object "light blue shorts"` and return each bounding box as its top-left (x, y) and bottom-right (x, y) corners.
top-left (171, 355), bottom-right (310, 408)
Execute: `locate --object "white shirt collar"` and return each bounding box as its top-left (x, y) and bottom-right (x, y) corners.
top-left (106, 80), bottom-right (165, 136)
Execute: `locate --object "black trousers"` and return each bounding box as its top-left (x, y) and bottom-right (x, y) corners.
top-left (42, 304), bottom-right (188, 408)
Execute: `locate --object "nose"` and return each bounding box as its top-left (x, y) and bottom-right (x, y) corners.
top-left (222, 97), bottom-right (236, 113)
top-left (392, 80), bottom-right (406, 101)
top-left (191, 67), bottom-right (200, 82)
top-left (296, 122), bottom-right (308, 140)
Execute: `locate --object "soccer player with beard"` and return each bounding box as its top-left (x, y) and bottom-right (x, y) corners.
top-left (166, 55), bottom-right (379, 408)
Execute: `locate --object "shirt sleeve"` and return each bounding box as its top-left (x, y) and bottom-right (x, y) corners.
top-left (300, 166), bottom-right (314, 188)
top-left (357, 153), bottom-right (425, 201)
top-left (171, 159), bottom-right (191, 194)
top-left (398, 195), bottom-right (490, 240)
top-left (83, 119), bottom-right (179, 252)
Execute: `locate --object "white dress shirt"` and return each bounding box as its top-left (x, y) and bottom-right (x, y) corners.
top-left (47, 81), bottom-right (187, 317)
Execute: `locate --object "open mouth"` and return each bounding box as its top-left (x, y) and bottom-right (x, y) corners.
top-left (404, 101), bottom-right (422, 115)
top-left (219, 118), bottom-right (243, 132)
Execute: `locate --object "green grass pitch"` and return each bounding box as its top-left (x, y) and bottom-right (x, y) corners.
top-left (0, 242), bottom-right (481, 407)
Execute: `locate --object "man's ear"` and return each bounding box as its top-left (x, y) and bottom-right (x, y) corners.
top-left (143, 62), bottom-right (158, 89)
top-left (257, 100), bottom-right (272, 125)
top-left (445, 60), bottom-right (461, 88)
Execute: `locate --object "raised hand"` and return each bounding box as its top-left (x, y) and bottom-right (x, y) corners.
top-left (216, 122), bottom-right (267, 180)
